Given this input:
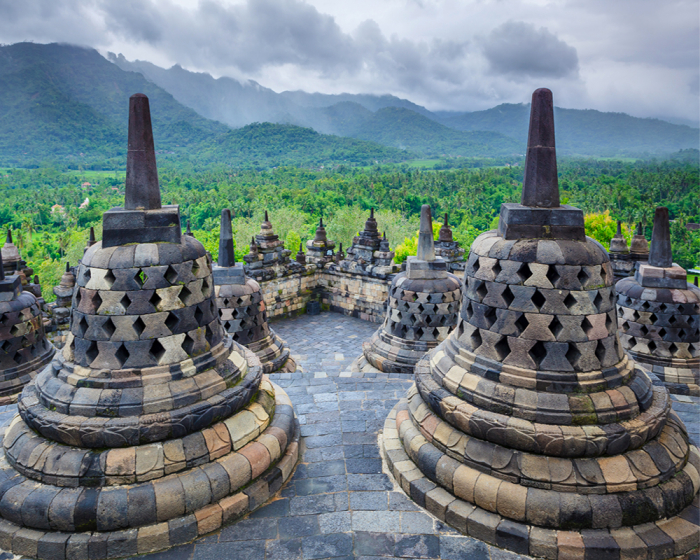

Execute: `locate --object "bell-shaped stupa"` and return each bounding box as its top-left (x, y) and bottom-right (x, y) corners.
top-left (434, 213), bottom-right (466, 272)
top-left (0, 94), bottom-right (298, 559)
top-left (382, 89), bottom-right (700, 559)
top-left (351, 205), bottom-right (462, 373)
top-left (214, 209), bottom-right (296, 373)
top-left (243, 211), bottom-right (300, 281)
top-left (616, 207), bottom-right (699, 395)
top-left (339, 209), bottom-right (397, 275)
top-left (0, 249), bottom-right (55, 405)
top-left (306, 217), bottom-right (336, 267)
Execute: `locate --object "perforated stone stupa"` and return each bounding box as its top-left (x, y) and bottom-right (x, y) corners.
top-left (383, 89), bottom-right (700, 559)
top-left (0, 94), bottom-right (298, 559)
top-left (616, 207), bottom-right (700, 396)
top-left (214, 209), bottom-right (296, 373)
top-left (0, 250), bottom-right (55, 405)
top-left (351, 205), bottom-right (461, 374)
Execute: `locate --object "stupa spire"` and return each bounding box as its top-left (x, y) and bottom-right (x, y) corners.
top-left (416, 205), bottom-right (435, 261)
top-left (649, 207), bottom-right (673, 268)
top-left (218, 209), bottom-right (235, 267)
top-left (125, 94), bottom-right (161, 211)
top-left (521, 88), bottom-right (559, 208)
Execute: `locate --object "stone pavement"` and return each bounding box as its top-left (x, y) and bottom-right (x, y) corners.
top-left (0, 312), bottom-right (698, 560)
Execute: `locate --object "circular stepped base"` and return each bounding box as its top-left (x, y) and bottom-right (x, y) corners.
top-left (0, 381), bottom-right (300, 560)
top-left (347, 354), bottom-right (414, 376)
top-left (382, 400), bottom-right (700, 560)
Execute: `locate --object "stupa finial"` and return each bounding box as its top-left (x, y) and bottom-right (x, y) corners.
top-left (521, 88), bottom-right (559, 208)
top-left (218, 209), bottom-right (235, 267)
top-left (649, 207), bottom-right (673, 268)
top-left (444, 213), bottom-right (449, 226)
top-left (185, 220), bottom-right (193, 236)
top-left (125, 93), bottom-right (161, 211)
top-left (264, 210), bottom-right (269, 223)
top-left (65, 262), bottom-right (70, 273)
top-left (6, 229), bottom-right (11, 244)
top-left (88, 227), bottom-right (95, 244)
top-left (416, 205), bottom-right (435, 261)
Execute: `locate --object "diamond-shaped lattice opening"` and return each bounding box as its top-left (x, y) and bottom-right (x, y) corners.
top-left (475, 281), bottom-right (487, 302)
top-left (494, 336), bottom-right (511, 360)
top-left (136, 269), bottom-right (147, 287)
top-left (103, 318), bottom-right (116, 339)
top-left (659, 303), bottom-right (668, 312)
top-left (668, 315), bottom-right (677, 325)
top-left (532, 289), bottom-right (546, 311)
top-left (223, 298), bottom-right (230, 307)
top-left (641, 301), bottom-right (650, 311)
top-left (165, 313), bottom-right (178, 333)
top-left (593, 292), bottom-right (604, 312)
top-left (492, 260), bottom-right (502, 279)
top-left (14, 351), bottom-right (27, 365)
top-left (679, 328), bottom-right (687, 338)
top-left (457, 319), bottom-right (464, 337)
top-left (411, 293), bottom-right (418, 302)
top-left (464, 300), bottom-right (473, 320)
top-left (517, 262), bottom-right (532, 283)
top-left (640, 325), bottom-right (649, 336)
top-left (515, 313), bottom-right (529, 334)
top-left (432, 328), bottom-right (440, 339)
top-left (628, 336), bottom-right (637, 347)
top-left (484, 306), bottom-right (497, 329)
top-left (0, 340), bottom-right (11, 353)
top-left (581, 317), bottom-right (593, 336)
top-left (78, 316), bottom-right (89, 337)
top-left (133, 316), bottom-right (146, 337)
top-left (529, 341), bottom-right (547, 368)
top-left (472, 258), bottom-right (481, 274)
top-left (617, 306), bottom-right (624, 317)
top-left (74, 289), bottom-right (82, 307)
top-left (179, 286), bottom-right (192, 306)
top-left (632, 309), bottom-right (640, 321)
top-left (606, 313), bottom-right (613, 332)
top-left (595, 340), bottom-right (606, 364)
top-left (415, 327), bottom-right (424, 339)
top-left (565, 343), bottom-right (581, 368)
top-left (439, 315), bottom-right (447, 326)
top-left (92, 292), bottom-right (103, 311)
top-left (83, 269), bottom-right (91, 282)
top-left (577, 268), bottom-right (589, 286)
top-left (205, 325), bottom-right (215, 347)
top-left (191, 259), bottom-right (200, 277)
top-left (600, 266), bottom-right (607, 284)
top-left (120, 293), bottom-right (131, 313)
top-left (502, 286), bottom-right (514, 307)
top-left (150, 339), bottom-right (166, 363)
top-left (104, 270), bottom-right (116, 288)
top-left (149, 291), bottom-right (162, 311)
top-left (668, 342), bottom-right (678, 356)
top-left (649, 313), bottom-right (658, 323)
top-left (658, 327), bottom-right (667, 338)
top-left (115, 344), bottom-right (129, 367)
top-left (470, 328), bottom-right (482, 351)
top-left (182, 334), bottom-right (195, 355)
top-left (546, 265), bottom-right (560, 287)
top-left (165, 265), bottom-right (178, 285)
top-left (549, 316), bottom-right (563, 338)
top-left (194, 305), bottom-right (204, 325)
top-left (201, 277), bottom-right (212, 298)
top-left (86, 341), bottom-right (99, 364)
top-left (417, 303), bottom-right (424, 313)
top-left (9, 324), bottom-right (20, 337)
top-left (647, 340), bottom-right (657, 352)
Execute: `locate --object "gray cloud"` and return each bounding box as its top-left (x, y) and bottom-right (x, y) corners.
top-left (482, 21), bottom-right (579, 79)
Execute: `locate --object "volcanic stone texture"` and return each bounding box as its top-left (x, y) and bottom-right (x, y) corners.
top-left (616, 275), bottom-right (700, 396)
top-left (215, 277), bottom-right (296, 374)
top-left (0, 288), bottom-right (55, 405)
top-left (359, 273), bottom-right (462, 374)
top-left (0, 236), bottom-right (299, 559)
top-left (383, 231), bottom-right (700, 559)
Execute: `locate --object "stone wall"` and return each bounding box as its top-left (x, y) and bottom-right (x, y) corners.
top-left (258, 267), bottom-right (392, 324)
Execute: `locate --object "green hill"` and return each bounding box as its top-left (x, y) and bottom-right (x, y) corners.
top-left (0, 43), bottom-right (410, 168)
top-left (434, 104), bottom-right (700, 156)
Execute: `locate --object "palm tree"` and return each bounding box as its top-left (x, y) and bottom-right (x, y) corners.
top-left (21, 216), bottom-right (34, 243)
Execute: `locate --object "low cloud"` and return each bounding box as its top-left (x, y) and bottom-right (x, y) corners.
top-left (482, 21), bottom-right (579, 79)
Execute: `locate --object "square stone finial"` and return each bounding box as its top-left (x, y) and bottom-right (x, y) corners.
top-left (102, 93), bottom-right (181, 248)
top-left (648, 207), bottom-right (673, 268)
top-left (498, 88), bottom-right (586, 241)
top-left (218, 209), bottom-right (235, 268)
top-left (416, 205), bottom-right (436, 262)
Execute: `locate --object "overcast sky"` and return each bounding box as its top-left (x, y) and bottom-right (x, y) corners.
top-left (1, 0), bottom-right (698, 123)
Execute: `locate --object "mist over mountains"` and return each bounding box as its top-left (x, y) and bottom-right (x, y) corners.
top-left (111, 52), bottom-right (700, 158)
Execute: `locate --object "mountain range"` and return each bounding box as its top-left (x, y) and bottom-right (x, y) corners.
top-left (112, 53), bottom-right (700, 158)
top-left (0, 42), bottom-right (697, 169)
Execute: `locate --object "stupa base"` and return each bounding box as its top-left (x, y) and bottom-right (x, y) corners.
top-left (248, 331), bottom-right (297, 373)
top-left (0, 380), bottom-right (299, 560)
top-left (362, 330), bottom-right (438, 374)
top-left (0, 343), bottom-right (55, 406)
top-left (633, 355), bottom-right (700, 397)
top-left (382, 401), bottom-right (700, 560)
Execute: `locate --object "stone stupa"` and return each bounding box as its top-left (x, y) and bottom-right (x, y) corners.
top-left (434, 213), bottom-right (466, 273)
top-left (383, 88), bottom-right (700, 559)
top-left (214, 209), bottom-right (296, 373)
top-left (1, 230), bottom-right (20, 276)
top-left (243, 211), bottom-right (300, 281)
top-left (305, 218), bottom-right (336, 268)
top-left (616, 207), bottom-right (700, 395)
top-left (608, 220), bottom-right (634, 281)
top-left (351, 205), bottom-right (462, 374)
top-left (0, 249), bottom-right (55, 405)
top-left (338, 209), bottom-right (397, 276)
top-left (0, 94), bottom-right (298, 559)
